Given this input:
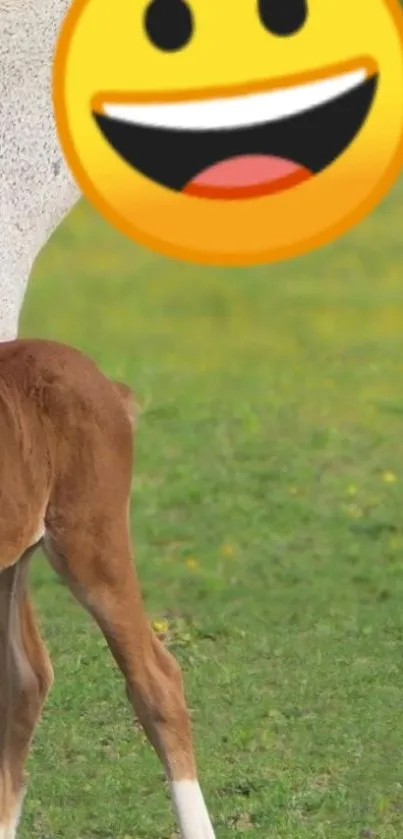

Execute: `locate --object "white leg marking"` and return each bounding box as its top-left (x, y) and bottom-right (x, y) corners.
top-left (171, 780), bottom-right (216, 839)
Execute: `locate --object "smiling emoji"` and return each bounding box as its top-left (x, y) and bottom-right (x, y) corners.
top-left (54, 0), bottom-right (403, 266)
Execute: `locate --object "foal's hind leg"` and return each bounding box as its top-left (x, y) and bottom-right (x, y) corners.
top-left (0, 555), bottom-right (54, 839)
top-left (44, 509), bottom-right (215, 839)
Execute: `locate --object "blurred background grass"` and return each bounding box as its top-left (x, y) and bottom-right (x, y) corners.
top-left (19, 175), bottom-right (403, 838)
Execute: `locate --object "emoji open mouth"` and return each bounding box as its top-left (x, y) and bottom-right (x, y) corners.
top-left (93, 63), bottom-right (378, 200)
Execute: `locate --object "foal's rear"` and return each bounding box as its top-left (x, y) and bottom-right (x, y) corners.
top-left (0, 339), bottom-right (215, 839)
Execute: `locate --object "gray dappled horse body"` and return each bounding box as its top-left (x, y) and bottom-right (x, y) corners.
top-left (0, 0), bottom-right (80, 340)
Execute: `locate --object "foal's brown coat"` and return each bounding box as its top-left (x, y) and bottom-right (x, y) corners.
top-left (0, 340), bottom-right (213, 838)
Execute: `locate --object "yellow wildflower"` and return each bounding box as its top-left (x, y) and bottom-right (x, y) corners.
top-left (152, 619), bottom-right (169, 634)
top-left (186, 557), bottom-right (199, 570)
top-left (382, 471), bottom-right (397, 483)
top-left (222, 543), bottom-right (235, 557)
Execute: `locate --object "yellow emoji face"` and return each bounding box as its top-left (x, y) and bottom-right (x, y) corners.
top-left (54, 0), bottom-right (403, 266)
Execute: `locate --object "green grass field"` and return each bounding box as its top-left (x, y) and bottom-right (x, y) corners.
top-left (19, 177), bottom-right (403, 838)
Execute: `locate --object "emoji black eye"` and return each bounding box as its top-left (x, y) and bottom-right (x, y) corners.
top-left (258, 0), bottom-right (307, 36)
top-left (144, 0), bottom-right (194, 52)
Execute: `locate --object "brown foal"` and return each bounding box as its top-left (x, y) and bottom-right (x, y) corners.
top-left (0, 339), bottom-right (215, 839)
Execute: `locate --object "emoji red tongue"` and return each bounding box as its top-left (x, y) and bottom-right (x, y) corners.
top-left (186, 154), bottom-right (311, 198)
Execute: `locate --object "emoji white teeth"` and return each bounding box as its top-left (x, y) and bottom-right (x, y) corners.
top-left (100, 67), bottom-right (368, 131)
